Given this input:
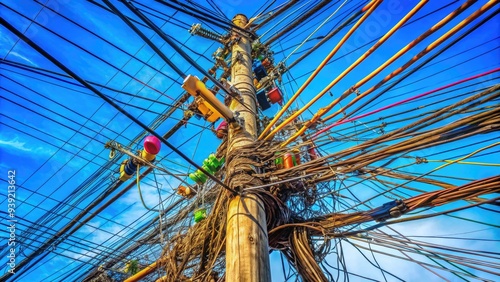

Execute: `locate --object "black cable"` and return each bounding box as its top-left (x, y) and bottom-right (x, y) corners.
top-left (0, 119), bottom-right (112, 173)
top-left (0, 60), bottom-right (182, 252)
top-left (116, 1), bottom-right (234, 100)
top-left (86, 0), bottom-right (151, 29)
top-left (104, 1), bottom-right (188, 79)
top-left (129, 4), bottom-right (215, 63)
top-left (374, 46), bottom-right (500, 104)
top-left (2, 68), bottom-right (210, 132)
top-left (284, 0), bottom-right (460, 73)
top-left (205, 0), bottom-right (229, 21)
top-left (0, 16), bottom-right (236, 193)
top-left (13, 196), bottom-right (167, 281)
top-left (269, 0), bottom-right (341, 45)
top-left (31, 0), bottom-right (182, 86)
top-left (0, 18), bottom-right (237, 281)
top-left (0, 61), bottom-right (187, 111)
top-left (286, 1), bottom-right (364, 69)
top-left (38, 199), bottom-right (167, 281)
top-left (134, 6), bottom-right (190, 29)
top-left (117, 0), bottom-right (259, 120)
top-left (0, 33), bottom-right (209, 282)
top-left (0, 3), bottom-right (177, 100)
top-left (251, 0), bottom-right (276, 19)
top-left (0, 93), bottom-right (108, 146)
top-left (0, 76), bottom-right (137, 141)
top-left (154, 0), bottom-right (250, 35)
top-left (174, 0), bottom-right (230, 27)
top-left (0, 210), bottom-right (120, 259)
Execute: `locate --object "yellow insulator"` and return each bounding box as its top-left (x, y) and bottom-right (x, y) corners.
top-left (141, 149), bottom-right (156, 161)
top-left (195, 97), bottom-right (223, 122)
top-left (119, 160), bottom-right (133, 181)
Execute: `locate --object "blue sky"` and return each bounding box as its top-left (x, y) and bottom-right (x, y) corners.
top-left (1, 0), bottom-right (499, 281)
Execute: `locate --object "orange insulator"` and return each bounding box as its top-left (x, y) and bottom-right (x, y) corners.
top-left (283, 153), bottom-right (294, 169)
top-left (177, 186), bottom-right (194, 199)
top-left (261, 57), bottom-right (272, 68)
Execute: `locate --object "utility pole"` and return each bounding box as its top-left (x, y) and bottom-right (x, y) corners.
top-left (225, 14), bottom-right (272, 282)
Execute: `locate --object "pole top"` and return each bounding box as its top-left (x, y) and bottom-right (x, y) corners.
top-left (232, 14), bottom-right (248, 27)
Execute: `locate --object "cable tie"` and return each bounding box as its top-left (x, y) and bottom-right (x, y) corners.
top-left (368, 200), bottom-right (407, 222)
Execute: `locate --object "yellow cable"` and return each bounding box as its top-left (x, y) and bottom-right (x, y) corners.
top-left (430, 142), bottom-right (500, 172)
top-left (280, 0), bottom-right (429, 147)
top-left (426, 160), bottom-right (500, 167)
top-left (137, 164), bottom-right (158, 212)
top-left (322, 0), bottom-right (497, 123)
top-left (257, 0), bottom-right (381, 141)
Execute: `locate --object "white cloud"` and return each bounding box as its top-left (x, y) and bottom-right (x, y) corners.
top-left (0, 135), bottom-right (55, 156)
top-left (8, 51), bottom-right (37, 66)
top-left (0, 136), bottom-right (33, 152)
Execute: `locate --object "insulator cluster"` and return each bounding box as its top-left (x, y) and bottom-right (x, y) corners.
top-left (189, 23), bottom-right (223, 42)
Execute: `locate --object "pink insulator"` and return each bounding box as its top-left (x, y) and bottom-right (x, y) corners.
top-left (143, 135), bottom-right (161, 154)
top-left (216, 120), bottom-right (228, 139)
top-left (216, 120), bottom-right (228, 131)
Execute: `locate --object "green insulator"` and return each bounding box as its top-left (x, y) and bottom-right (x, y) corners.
top-left (189, 172), bottom-right (199, 183)
top-left (189, 170), bottom-right (208, 184)
top-left (203, 154), bottom-right (218, 172)
top-left (194, 208), bottom-right (207, 223)
top-left (202, 164), bottom-right (216, 175)
top-left (197, 170), bottom-right (208, 183)
top-left (204, 154), bottom-right (224, 172)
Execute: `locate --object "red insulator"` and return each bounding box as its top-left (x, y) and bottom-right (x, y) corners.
top-left (283, 153), bottom-right (294, 169)
top-left (267, 88), bottom-right (283, 105)
top-left (308, 147), bottom-right (318, 160)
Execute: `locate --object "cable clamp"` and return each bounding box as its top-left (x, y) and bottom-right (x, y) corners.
top-left (221, 78), bottom-right (242, 99)
top-left (233, 50), bottom-right (243, 64)
top-left (368, 200), bottom-right (407, 222)
top-left (229, 111), bottom-right (243, 131)
top-left (269, 176), bottom-right (279, 182)
top-left (349, 87), bottom-right (361, 95)
top-left (415, 157), bottom-right (428, 164)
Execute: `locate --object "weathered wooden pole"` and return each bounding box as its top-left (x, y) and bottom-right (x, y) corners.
top-left (225, 14), bottom-right (272, 282)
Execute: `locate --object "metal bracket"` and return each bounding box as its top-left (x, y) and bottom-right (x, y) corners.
top-left (368, 200), bottom-right (408, 222)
